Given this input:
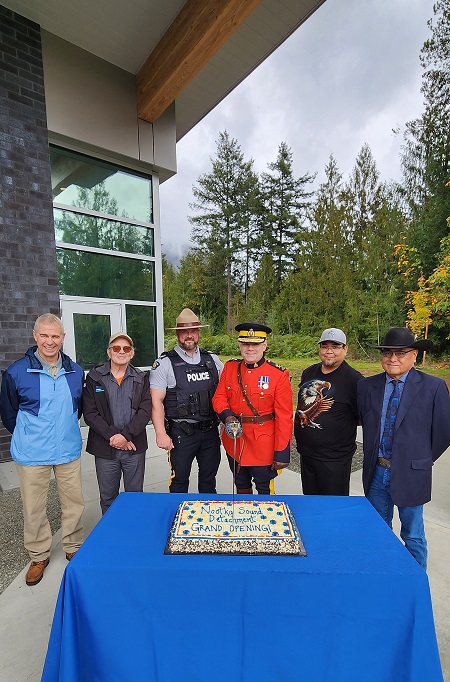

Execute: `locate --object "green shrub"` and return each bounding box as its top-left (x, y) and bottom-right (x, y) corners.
top-left (163, 333), bottom-right (317, 359)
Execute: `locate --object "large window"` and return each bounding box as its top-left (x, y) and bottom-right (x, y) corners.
top-left (52, 146), bottom-right (158, 367)
top-left (54, 209), bottom-right (154, 257)
top-left (50, 147), bottom-right (152, 223)
top-left (56, 248), bottom-right (155, 301)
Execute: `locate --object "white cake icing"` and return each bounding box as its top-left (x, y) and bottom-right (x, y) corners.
top-left (165, 500), bottom-right (306, 555)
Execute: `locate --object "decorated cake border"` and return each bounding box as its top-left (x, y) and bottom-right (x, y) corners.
top-left (165, 500), bottom-right (307, 556)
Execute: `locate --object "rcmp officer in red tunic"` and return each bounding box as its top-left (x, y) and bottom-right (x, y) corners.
top-left (213, 323), bottom-right (293, 494)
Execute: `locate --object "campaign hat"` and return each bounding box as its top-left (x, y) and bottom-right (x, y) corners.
top-left (235, 322), bottom-right (272, 344)
top-left (367, 327), bottom-right (433, 351)
top-left (167, 308), bottom-right (209, 331)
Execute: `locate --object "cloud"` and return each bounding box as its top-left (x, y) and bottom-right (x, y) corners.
top-left (159, 0), bottom-right (434, 256)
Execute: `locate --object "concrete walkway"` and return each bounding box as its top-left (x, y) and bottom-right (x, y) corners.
top-left (0, 428), bottom-right (449, 681)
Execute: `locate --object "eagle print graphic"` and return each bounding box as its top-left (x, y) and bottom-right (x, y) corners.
top-left (296, 379), bottom-right (334, 429)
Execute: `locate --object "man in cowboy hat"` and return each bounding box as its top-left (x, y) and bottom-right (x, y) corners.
top-left (150, 309), bottom-right (223, 493)
top-left (212, 322), bottom-right (293, 495)
top-left (357, 327), bottom-right (450, 569)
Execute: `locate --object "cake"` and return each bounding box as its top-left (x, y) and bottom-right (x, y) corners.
top-left (165, 500), bottom-right (306, 556)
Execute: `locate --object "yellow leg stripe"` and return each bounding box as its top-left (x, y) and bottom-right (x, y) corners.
top-left (269, 469), bottom-right (282, 495)
top-left (167, 450), bottom-right (175, 491)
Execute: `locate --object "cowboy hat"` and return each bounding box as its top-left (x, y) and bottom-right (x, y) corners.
top-left (166, 308), bottom-right (209, 331)
top-left (367, 327), bottom-right (433, 351)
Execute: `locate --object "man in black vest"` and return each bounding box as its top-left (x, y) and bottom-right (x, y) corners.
top-left (150, 309), bottom-right (223, 493)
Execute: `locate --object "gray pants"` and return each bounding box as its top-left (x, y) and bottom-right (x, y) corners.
top-left (95, 451), bottom-right (145, 515)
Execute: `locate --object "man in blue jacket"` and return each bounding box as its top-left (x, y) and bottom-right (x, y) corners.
top-left (357, 327), bottom-right (450, 570)
top-left (0, 313), bottom-right (84, 586)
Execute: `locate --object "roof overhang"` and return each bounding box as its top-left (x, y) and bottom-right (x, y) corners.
top-left (1, 0), bottom-right (326, 139)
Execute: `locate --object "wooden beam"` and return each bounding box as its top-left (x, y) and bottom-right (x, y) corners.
top-left (137, 0), bottom-right (261, 123)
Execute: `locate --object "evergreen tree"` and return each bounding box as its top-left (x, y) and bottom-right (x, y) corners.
top-left (259, 142), bottom-right (315, 296)
top-left (400, 0), bottom-right (450, 276)
top-left (161, 254), bottom-right (184, 330)
top-left (344, 146), bottom-right (406, 345)
top-left (189, 131), bottom-right (259, 331)
top-left (273, 155), bottom-right (351, 335)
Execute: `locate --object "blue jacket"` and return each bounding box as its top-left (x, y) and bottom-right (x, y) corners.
top-left (0, 346), bottom-right (84, 466)
top-left (357, 368), bottom-right (450, 507)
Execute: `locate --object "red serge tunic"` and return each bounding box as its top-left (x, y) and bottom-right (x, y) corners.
top-left (212, 358), bottom-right (293, 466)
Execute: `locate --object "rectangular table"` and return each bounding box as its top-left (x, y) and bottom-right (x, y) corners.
top-left (41, 493), bottom-right (443, 682)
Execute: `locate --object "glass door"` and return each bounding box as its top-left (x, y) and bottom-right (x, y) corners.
top-left (61, 299), bottom-right (123, 371)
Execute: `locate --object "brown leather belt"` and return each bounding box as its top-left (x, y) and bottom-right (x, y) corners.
top-left (240, 413), bottom-right (275, 424)
top-left (378, 457), bottom-right (391, 468)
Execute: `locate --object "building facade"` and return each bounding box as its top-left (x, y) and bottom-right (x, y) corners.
top-left (0, 7), bottom-right (172, 460)
top-left (0, 0), bottom-right (324, 461)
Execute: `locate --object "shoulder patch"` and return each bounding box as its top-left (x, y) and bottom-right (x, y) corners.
top-left (267, 360), bottom-right (287, 372)
top-left (151, 360), bottom-right (160, 370)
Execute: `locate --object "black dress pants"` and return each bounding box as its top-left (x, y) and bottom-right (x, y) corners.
top-left (168, 425), bottom-right (221, 493)
top-left (300, 453), bottom-right (352, 495)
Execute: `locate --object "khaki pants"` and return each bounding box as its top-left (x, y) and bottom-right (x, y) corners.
top-left (16, 459), bottom-right (84, 561)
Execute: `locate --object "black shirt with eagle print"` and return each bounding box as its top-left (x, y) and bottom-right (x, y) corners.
top-left (294, 360), bottom-right (363, 461)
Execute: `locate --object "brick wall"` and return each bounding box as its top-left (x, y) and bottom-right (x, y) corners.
top-left (0, 6), bottom-right (60, 462)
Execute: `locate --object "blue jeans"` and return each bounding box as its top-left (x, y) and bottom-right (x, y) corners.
top-left (367, 464), bottom-right (427, 570)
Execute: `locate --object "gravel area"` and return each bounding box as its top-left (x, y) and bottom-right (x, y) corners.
top-left (0, 480), bottom-right (61, 594)
top-left (289, 435), bottom-right (364, 474)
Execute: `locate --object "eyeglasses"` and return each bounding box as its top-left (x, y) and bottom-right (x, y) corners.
top-left (109, 345), bottom-right (133, 353)
top-left (381, 349), bottom-right (415, 358)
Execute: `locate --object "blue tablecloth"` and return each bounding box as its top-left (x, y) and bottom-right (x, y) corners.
top-left (41, 493), bottom-right (442, 682)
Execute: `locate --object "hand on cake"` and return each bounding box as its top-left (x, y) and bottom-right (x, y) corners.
top-left (225, 418), bottom-right (243, 439)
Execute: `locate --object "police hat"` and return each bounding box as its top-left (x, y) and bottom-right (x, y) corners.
top-left (166, 308), bottom-right (209, 331)
top-left (235, 322), bottom-right (272, 344)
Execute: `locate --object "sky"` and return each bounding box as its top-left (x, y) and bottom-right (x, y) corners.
top-left (159, 0), bottom-right (436, 264)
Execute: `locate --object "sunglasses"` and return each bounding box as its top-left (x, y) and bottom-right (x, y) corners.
top-left (381, 349), bottom-right (415, 358)
top-left (109, 345), bottom-right (133, 353)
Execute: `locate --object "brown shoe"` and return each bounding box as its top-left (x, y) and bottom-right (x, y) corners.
top-left (25, 558), bottom-right (50, 586)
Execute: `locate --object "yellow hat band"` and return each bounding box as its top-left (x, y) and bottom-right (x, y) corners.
top-left (238, 330), bottom-right (267, 339)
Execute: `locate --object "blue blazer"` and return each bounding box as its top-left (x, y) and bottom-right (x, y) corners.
top-left (357, 368), bottom-right (450, 507)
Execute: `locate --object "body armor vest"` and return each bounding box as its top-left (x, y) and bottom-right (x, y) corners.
top-left (163, 349), bottom-right (219, 421)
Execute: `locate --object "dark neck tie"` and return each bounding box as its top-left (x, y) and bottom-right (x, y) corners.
top-left (380, 380), bottom-right (400, 460)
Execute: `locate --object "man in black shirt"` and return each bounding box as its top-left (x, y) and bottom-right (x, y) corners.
top-left (294, 328), bottom-right (363, 495)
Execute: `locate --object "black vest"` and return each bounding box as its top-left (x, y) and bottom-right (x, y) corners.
top-left (163, 349), bottom-right (219, 421)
